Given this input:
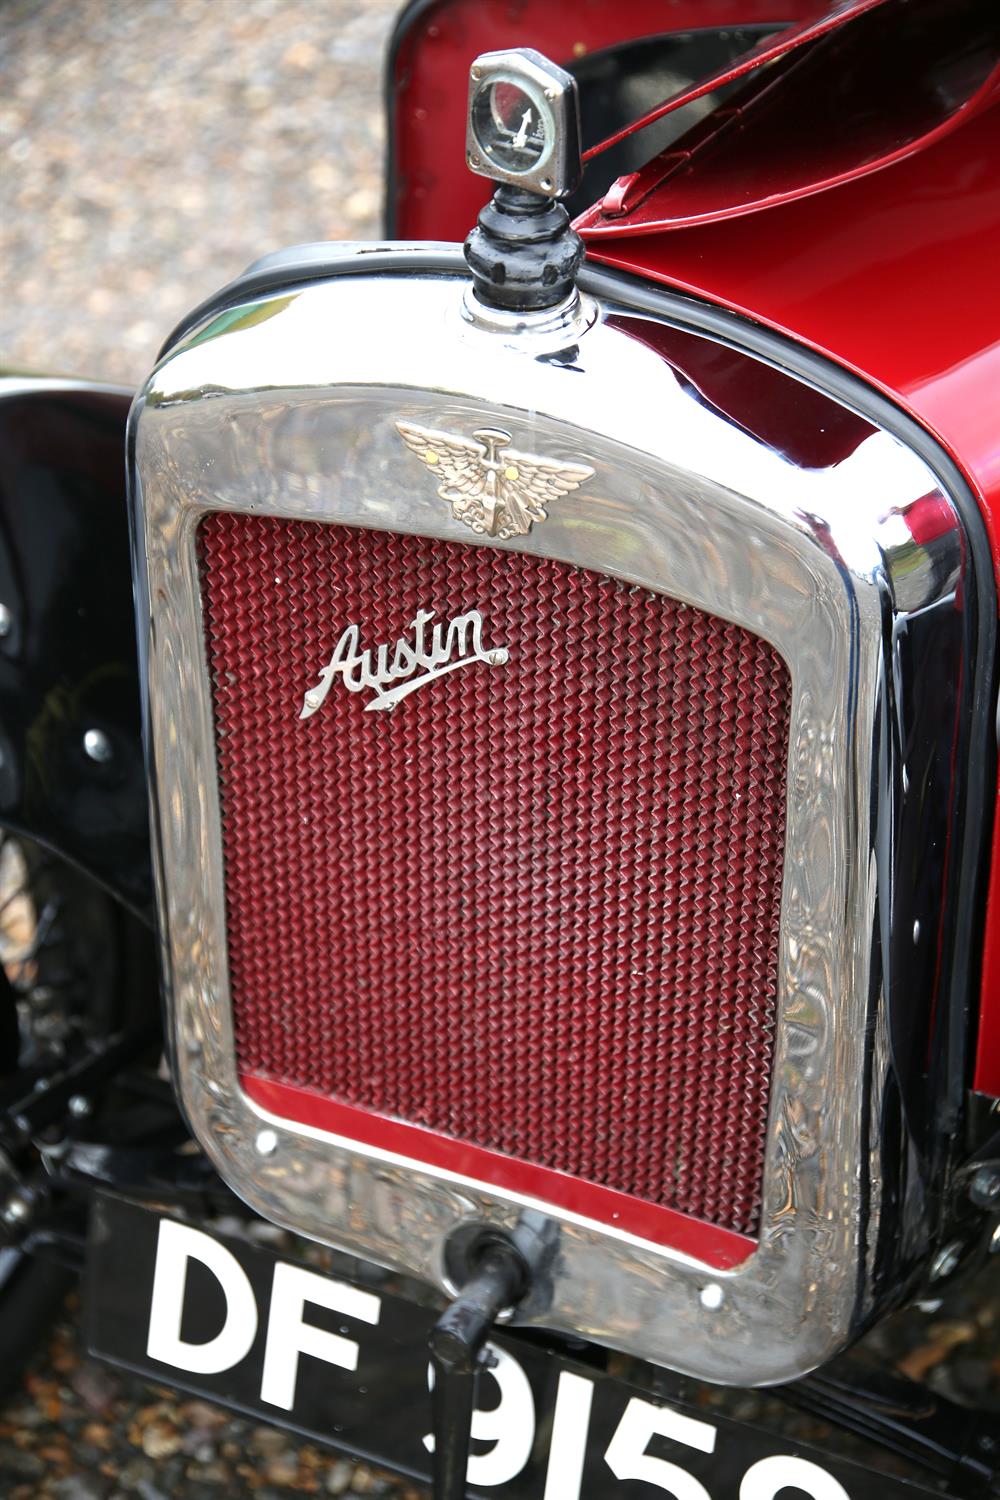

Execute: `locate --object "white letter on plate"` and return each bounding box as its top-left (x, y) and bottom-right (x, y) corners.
top-left (741, 1456), bottom-right (850, 1500)
top-left (260, 1262), bottom-right (381, 1412)
top-left (146, 1219), bottom-right (258, 1376)
top-left (423, 1344), bottom-right (535, 1486)
top-left (605, 1396), bottom-right (717, 1500)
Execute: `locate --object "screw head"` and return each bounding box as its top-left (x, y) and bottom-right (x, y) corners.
top-left (83, 728), bottom-right (113, 764)
top-left (699, 1282), bottom-right (724, 1310)
top-left (2, 1191), bottom-right (32, 1226)
top-left (970, 1165), bottom-right (1000, 1209)
top-left (930, 1240), bottom-right (962, 1280)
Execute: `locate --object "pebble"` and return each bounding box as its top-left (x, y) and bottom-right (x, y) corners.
top-left (265, 1451), bottom-right (302, 1486)
top-left (178, 1399), bottom-right (229, 1429)
top-left (52, 1477), bottom-right (109, 1500)
top-left (140, 1418), bottom-right (183, 1460)
top-left (0, 1442), bottom-right (45, 1478)
top-left (252, 1424), bottom-right (291, 1456)
top-left (180, 1425), bottom-right (218, 1460)
top-left (325, 1459), bottom-right (355, 1494)
top-left (71, 1364), bottom-right (122, 1414)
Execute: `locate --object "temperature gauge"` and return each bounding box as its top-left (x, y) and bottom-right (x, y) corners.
top-left (466, 49), bottom-right (582, 200)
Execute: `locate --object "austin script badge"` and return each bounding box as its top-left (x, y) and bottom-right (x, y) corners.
top-left (300, 608), bottom-right (509, 717)
top-left (396, 420), bottom-right (595, 540)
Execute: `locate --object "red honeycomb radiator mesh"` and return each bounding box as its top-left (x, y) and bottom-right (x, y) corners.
top-left (198, 513), bottom-right (791, 1238)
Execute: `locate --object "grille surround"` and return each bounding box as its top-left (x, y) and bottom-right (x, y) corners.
top-left (131, 260), bottom-right (972, 1383)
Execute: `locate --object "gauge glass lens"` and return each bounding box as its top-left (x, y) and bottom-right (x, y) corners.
top-left (473, 79), bottom-right (549, 172)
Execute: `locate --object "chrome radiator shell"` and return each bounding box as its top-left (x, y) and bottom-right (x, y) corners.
top-left (130, 247), bottom-right (980, 1384)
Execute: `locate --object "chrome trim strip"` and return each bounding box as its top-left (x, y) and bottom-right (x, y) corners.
top-left (131, 259), bottom-right (971, 1384)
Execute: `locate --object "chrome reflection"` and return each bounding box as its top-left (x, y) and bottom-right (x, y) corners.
top-left (131, 253), bottom-right (971, 1385)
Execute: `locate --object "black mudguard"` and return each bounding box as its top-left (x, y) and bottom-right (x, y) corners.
top-left (0, 379), bottom-right (151, 920)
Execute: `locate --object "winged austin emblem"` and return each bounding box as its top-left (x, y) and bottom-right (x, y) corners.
top-left (395, 420), bottom-right (595, 540)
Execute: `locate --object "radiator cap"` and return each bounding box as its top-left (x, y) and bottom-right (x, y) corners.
top-left (463, 49), bottom-right (584, 313)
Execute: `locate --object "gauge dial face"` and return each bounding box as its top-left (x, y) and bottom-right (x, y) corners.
top-left (472, 77), bottom-right (552, 177)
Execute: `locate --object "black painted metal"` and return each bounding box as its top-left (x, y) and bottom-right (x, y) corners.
top-left (464, 184), bottom-right (585, 310)
top-left (782, 1356), bottom-right (999, 1496)
top-left (0, 1026), bottom-right (155, 1175)
top-left (88, 1195), bottom-right (973, 1497)
top-left (429, 1242), bottom-right (525, 1500)
top-left (0, 383), bottom-right (152, 920)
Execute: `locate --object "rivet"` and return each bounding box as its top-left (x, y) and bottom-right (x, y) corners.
top-left (969, 1165), bottom-right (1000, 1209)
top-left (2, 1191), bottom-right (32, 1226)
top-left (83, 728), bottom-right (113, 764)
top-left (930, 1241), bottom-right (962, 1280)
top-left (256, 1128), bottom-right (278, 1156)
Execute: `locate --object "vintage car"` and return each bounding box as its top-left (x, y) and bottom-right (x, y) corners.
top-left (1, 0), bottom-right (999, 1494)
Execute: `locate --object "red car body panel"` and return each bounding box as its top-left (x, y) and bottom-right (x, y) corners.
top-left (389, 4), bottom-right (1000, 1094)
top-left (578, 2), bottom-right (1000, 230)
top-left (583, 100), bottom-right (1000, 1094)
top-left (389, 0), bottom-right (832, 243)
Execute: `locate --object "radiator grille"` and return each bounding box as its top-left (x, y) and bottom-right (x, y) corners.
top-left (198, 513), bottom-right (791, 1236)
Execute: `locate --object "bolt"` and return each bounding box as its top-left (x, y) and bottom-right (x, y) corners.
top-left (0, 604), bottom-right (12, 638)
top-left (83, 728), bottom-right (113, 764)
top-left (930, 1240), bottom-right (962, 1280)
top-left (255, 1128), bottom-right (278, 1156)
top-left (967, 1164), bottom-right (1000, 1210)
top-left (969, 1165), bottom-right (1000, 1209)
top-left (68, 1094), bottom-right (92, 1120)
top-left (2, 1190), bottom-right (33, 1227)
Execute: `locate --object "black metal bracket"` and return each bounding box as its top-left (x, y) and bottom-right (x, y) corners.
top-left (779, 1353), bottom-right (999, 1496)
top-left (428, 1214), bottom-right (557, 1500)
top-left (429, 1240), bottom-right (525, 1500)
top-left (464, 185), bottom-right (585, 312)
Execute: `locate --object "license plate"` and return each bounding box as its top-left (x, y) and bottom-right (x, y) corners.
top-left (85, 1195), bottom-right (935, 1498)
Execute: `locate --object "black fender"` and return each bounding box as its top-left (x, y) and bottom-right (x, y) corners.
top-left (0, 379), bottom-right (151, 920)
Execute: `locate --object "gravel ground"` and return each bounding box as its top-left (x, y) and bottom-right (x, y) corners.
top-left (1, 0), bottom-right (397, 387)
top-left (2, 3), bottom-right (999, 1496)
top-left (0, 1290), bottom-right (423, 1500)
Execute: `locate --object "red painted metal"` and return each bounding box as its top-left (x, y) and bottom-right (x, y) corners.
top-left (580, 0), bottom-right (894, 166)
top-left (389, 0), bottom-right (831, 243)
top-left (579, 0), bottom-right (1000, 233)
top-left (198, 513), bottom-right (792, 1241)
top-left (242, 1077), bottom-right (756, 1267)
top-left (581, 99), bottom-right (1000, 1095)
